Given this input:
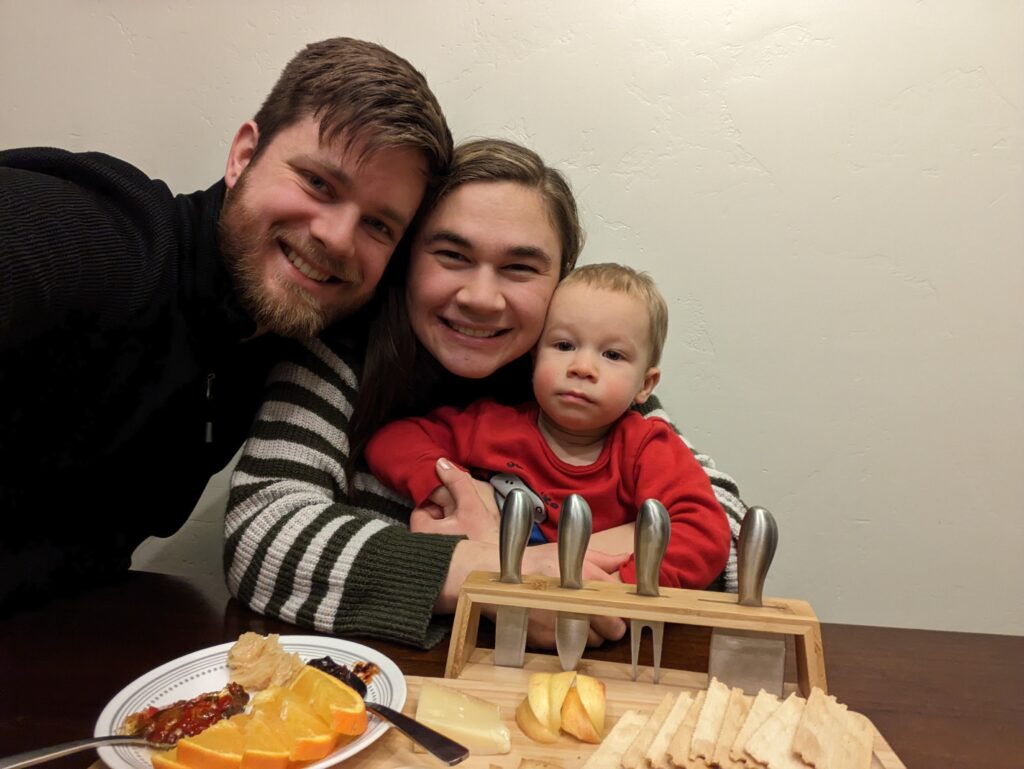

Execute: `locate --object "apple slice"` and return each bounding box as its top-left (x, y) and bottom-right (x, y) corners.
top-left (526, 673), bottom-right (552, 732)
top-left (547, 671), bottom-right (576, 733)
top-left (559, 688), bottom-right (602, 744)
top-left (574, 673), bottom-right (607, 737)
top-left (515, 697), bottom-right (560, 744)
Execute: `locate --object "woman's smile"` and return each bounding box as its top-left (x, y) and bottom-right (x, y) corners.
top-left (439, 317), bottom-right (508, 339)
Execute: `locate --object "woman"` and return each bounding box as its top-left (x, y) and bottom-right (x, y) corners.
top-left (224, 139), bottom-right (745, 649)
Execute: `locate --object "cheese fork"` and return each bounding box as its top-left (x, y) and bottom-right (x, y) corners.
top-left (629, 499), bottom-right (671, 683)
top-left (0, 734), bottom-right (176, 769)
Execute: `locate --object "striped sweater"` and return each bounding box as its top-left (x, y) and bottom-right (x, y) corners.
top-left (225, 337), bottom-right (746, 649)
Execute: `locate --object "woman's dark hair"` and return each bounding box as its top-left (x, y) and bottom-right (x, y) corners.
top-left (345, 139), bottom-right (584, 478)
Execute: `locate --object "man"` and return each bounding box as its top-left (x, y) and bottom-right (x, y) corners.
top-left (0, 38), bottom-right (452, 612)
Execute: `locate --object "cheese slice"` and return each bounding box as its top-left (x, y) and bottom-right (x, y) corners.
top-left (414, 681), bottom-right (511, 755)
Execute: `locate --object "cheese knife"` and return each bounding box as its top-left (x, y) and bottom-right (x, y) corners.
top-left (555, 493), bottom-right (592, 671)
top-left (493, 489), bottom-right (533, 667)
top-left (630, 498), bottom-right (671, 682)
top-left (707, 505), bottom-right (785, 696)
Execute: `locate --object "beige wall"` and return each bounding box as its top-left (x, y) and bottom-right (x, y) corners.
top-left (3, 0), bottom-right (1021, 635)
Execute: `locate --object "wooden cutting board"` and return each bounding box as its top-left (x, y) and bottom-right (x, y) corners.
top-left (356, 654), bottom-right (906, 769)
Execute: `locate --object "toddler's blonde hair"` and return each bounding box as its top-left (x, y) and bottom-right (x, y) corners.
top-left (559, 263), bottom-right (668, 366)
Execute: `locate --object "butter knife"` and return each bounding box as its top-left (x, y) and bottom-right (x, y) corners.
top-left (494, 489), bottom-right (533, 667)
top-left (555, 493), bottom-right (592, 671)
top-left (630, 499), bottom-right (671, 682)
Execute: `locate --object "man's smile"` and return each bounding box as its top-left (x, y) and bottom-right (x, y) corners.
top-left (279, 239), bottom-right (350, 285)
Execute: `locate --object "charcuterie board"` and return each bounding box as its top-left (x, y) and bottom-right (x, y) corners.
top-left (355, 652), bottom-right (906, 768)
top-left (356, 571), bottom-right (905, 769)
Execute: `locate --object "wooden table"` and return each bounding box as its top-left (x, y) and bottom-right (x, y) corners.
top-left (0, 571), bottom-right (1020, 769)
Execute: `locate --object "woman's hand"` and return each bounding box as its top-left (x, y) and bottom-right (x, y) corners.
top-left (424, 461), bottom-right (630, 645)
top-left (518, 543), bottom-right (628, 649)
top-left (436, 537), bottom-right (630, 644)
top-left (521, 606), bottom-right (627, 649)
top-left (409, 458), bottom-right (501, 542)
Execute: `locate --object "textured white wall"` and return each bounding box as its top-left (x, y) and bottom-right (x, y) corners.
top-left (3, 1), bottom-right (1021, 635)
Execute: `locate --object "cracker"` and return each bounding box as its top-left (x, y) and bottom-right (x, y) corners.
top-left (667, 690), bottom-right (705, 769)
top-left (792, 688), bottom-right (873, 769)
top-left (581, 710), bottom-right (650, 769)
top-left (621, 692), bottom-right (676, 769)
top-left (711, 688), bottom-right (753, 769)
top-left (518, 760), bottom-right (564, 769)
top-left (690, 676), bottom-right (731, 762)
top-left (645, 691), bottom-right (694, 769)
top-left (730, 690), bottom-right (782, 763)
top-left (744, 693), bottom-right (807, 769)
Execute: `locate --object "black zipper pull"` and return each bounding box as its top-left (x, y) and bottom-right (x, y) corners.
top-left (205, 372), bottom-right (215, 444)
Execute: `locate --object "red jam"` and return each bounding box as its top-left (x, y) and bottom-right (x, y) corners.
top-left (125, 682), bottom-right (248, 743)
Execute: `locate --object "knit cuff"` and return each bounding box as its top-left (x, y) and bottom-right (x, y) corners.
top-left (334, 526), bottom-right (463, 649)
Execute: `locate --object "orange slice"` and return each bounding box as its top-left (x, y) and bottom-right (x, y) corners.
top-left (233, 711), bottom-right (290, 769)
top-left (251, 687), bottom-right (338, 761)
top-left (151, 748), bottom-right (192, 769)
top-left (288, 665), bottom-right (368, 736)
top-left (176, 720), bottom-right (244, 769)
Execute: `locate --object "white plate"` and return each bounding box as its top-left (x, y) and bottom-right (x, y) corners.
top-left (95, 635), bottom-right (406, 769)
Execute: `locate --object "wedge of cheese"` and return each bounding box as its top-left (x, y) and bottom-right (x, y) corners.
top-left (414, 681), bottom-right (511, 755)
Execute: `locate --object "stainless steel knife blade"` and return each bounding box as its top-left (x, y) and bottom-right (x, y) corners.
top-left (494, 489), bottom-right (532, 667)
top-left (707, 506), bottom-right (785, 696)
top-left (555, 494), bottom-right (592, 671)
top-left (630, 499), bottom-right (670, 682)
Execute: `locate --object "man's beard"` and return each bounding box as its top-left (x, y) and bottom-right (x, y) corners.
top-left (218, 173), bottom-right (363, 339)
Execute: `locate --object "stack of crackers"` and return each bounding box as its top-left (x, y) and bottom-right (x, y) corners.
top-left (580, 678), bottom-right (874, 769)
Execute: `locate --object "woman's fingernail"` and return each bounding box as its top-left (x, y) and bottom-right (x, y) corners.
top-left (437, 457), bottom-right (453, 470)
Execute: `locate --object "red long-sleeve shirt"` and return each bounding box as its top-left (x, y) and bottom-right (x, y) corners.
top-left (366, 399), bottom-right (730, 589)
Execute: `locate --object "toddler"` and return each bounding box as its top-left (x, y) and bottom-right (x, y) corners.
top-left (365, 263), bottom-right (730, 588)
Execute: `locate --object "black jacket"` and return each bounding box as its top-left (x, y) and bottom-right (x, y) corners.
top-left (0, 147), bottom-right (287, 611)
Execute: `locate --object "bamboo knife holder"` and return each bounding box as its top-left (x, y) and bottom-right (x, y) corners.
top-left (445, 571), bottom-right (827, 696)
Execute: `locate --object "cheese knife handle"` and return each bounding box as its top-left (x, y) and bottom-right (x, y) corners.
top-left (499, 489), bottom-right (532, 584)
top-left (737, 505), bottom-right (778, 607)
top-left (558, 494), bottom-right (592, 589)
top-left (635, 499), bottom-right (670, 597)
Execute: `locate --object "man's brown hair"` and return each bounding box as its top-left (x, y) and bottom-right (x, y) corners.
top-left (253, 37), bottom-right (452, 181)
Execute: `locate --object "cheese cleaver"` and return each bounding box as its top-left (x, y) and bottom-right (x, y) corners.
top-left (707, 506), bottom-right (785, 696)
top-left (493, 489), bottom-right (533, 667)
top-left (555, 493), bottom-right (592, 671)
top-left (630, 499), bottom-right (671, 682)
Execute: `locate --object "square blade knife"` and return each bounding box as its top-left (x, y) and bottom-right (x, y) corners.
top-left (555, 494), bottom-right (592, 671)
top-left (630, 499), bottom-right (670, 682)
top-left (707, 506), bottom-right (785, 696)
top-left (493, 489), bottom-right (533, 667)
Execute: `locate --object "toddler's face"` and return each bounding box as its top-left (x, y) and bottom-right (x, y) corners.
top-left (532, 282), bottom-right (659, 434)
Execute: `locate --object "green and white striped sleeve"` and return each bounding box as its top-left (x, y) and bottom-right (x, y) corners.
top-left (224, 337), bottom-right (462, 648)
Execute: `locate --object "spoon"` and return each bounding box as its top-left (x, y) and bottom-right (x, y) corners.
top-left (0, 735), bottom-right (176, 769)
